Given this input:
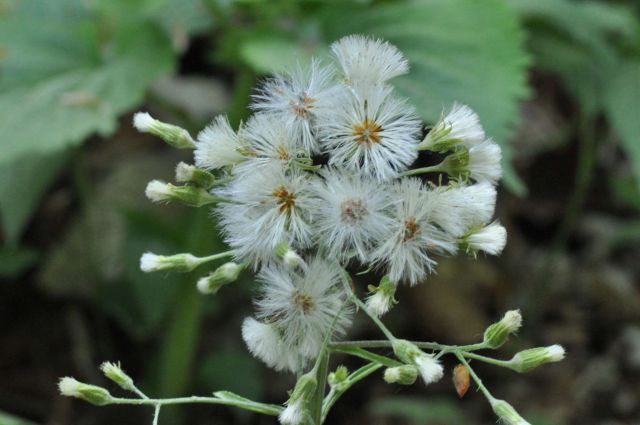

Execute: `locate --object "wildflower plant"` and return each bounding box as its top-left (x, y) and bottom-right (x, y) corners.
top-left (59, 35), bottom-right (565, 425)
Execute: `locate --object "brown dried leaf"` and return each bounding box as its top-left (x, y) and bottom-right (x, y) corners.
top-left (453, 363), bottom-right (470, 398)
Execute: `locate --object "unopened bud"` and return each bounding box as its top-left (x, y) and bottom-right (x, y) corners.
top-left (133, 112), bottom-right (195, 149)
top-left (276, 243), bottom-right (304, 269)
top-left (392, 339), bottom-right (443, 385)
top-left (365, 276), bottom-right (397, 317)
top-left (384, 365), bottom-right (418, 385)
top-left (328, 365), bottom-right (349, 391)
top-left (100, 362), bottom-right (134, 392)
top-left (196, 262), bottom-right (242, 294)
top-left (145, 180), bottom-right (219, 207)
top-left (280, 369), bottom-right (317, 424)
top-left (140, 252), bottom-right (202, 273)
top-left (490, 399), bottom-right (531, 425)
top-left (58, 377), bottom-right (112, 406)
top-left (483, 310), bottom-right (522, 349)
top-left (507, 345), bottom-right (565, 373)
top-left (175, 162), bottom-right (217, 188)
top-left (460, 221), bottom-right (507, 257)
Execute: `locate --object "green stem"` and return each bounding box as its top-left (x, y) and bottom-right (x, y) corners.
top-left (108, 395), bottom-right (282, 416)
top-left (311, 351), bottom-right (329, 425)
top-left (330, 347), bottom-right (402, 368)
top-left (321, 362), bottom-right (382, 423)
top-left (454, 352), bottom-right (495, 403)
top-left (198, 250), bottom-right (235, 264)
top-left (461, 351), bottom-right (511, 369)
top-left (329, 340), bottom-right (487, 352)
top-left (340, 270), bottom-right (396, 342)
top-left (401, 162), bottom-right (445, 177)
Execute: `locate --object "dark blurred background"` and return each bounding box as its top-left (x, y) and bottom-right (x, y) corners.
top-left (1, 0), bottom-right (639, 424)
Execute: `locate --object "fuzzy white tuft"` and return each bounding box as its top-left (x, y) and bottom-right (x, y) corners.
top-left (139, 252), bottom-right (162, 272)
top-left (546, 344), bottom-right (566, 362)
top-left (195, 115), bottom-right (246, 170)
top-left (144, 180), bottom-right (172, 203)
top-left (58, 377), bottom-right (81, 397)
top-left (415, 354), bottom-right (444, 385)
top-left (466, 221), bottom-right (507, 255)
top-left (133, 112), bottom-right (155, 132)
top-left (430, 182), bottom-right (497, 238)
top-left (468, 140), bottom-right (502, 184)
top-left (279, 397), bottom-right (305, 425)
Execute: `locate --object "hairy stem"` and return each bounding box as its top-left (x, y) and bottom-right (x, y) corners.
top-left (454, 351), bottom-right (495, 403)
top-left (330, 340), bottom-right (487, 352)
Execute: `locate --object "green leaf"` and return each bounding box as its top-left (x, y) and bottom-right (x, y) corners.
top-left (0, 152), bottom-right (68, 246)
top-left (239, 34), bottom-right (328, 74)
top-left (605, 60), bottom-right (640, 190)
top-left (320, 0), bottom-right (530, 194)
top-left (0, 1), bottom-right (176, 165)
top-left (0, 247), bottom-right (38, 278)
top-left (513, 0), bottom-right (638, 113)
top-left (0, 410), bottom-right (38, 425)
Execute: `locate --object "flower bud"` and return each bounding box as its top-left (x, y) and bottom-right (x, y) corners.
top-left (460, 221), bottom-right (507, 257)
top-left (175, 162), bottom-right (217, 188)
top-left (140, 252), bottom-right (202, 273)
top-left (392, 339), bottom-right (444, 385)
top-left (196, 262), bottom-right (242, 294)
top-left (365, 276), bottom-right (397, 317)
top-left (383, 365), bottom-right (418, 385)
top-left (133, 112), bottom-right (195, 149)
top-left (275, 243), bottom-right (304, 269)
top-left (328, 365), bottom-right (349, 391)
top-left (58, 377), bottom-right (112, 406)
top-left (145, 180), bottom-right (219, 207)
top-left (417, 104), bottom-right (485, 153)
top-left (490, 399), bottom-right (531, 425)
top-left (441, 140), bottom-right (502, 184)
top-left (280, 371), bottom-right (316, 425)
top-left (100, 362), bottom-right (134, 392)
top-left (483, 310), bottom-right (522, 349)
top-left (507, 345), bottom-right (566, 373)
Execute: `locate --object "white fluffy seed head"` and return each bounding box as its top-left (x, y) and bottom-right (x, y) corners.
top-left (503, 310), bottom-right (523, 333)
top-left (316, 84), bottom-right (421, 182)
top-left (254, 258), bottom-right (352, 362)
top-left (133, 112), bottom-right (156, 132)
top-left (372, 178), bottom-right (457, 285)
top-left (430, 182), bottom-right (497, 238)
top-left (252, 59), bottom-right (335, 153)
top-left (216, 165), bottom-right (314, 265)
top-left (195, 115), bottom-right (246, 170)
top-left (331, 35), bottom-right (409, 85)
top-left (310, 168), bottom-right (394, 262)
